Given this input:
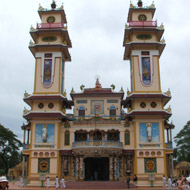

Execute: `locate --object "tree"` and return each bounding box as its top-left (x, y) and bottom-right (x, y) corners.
top-left (0, 124), bottom-right (22, 175)
top-left (174, 121), bottom-right (190, 162)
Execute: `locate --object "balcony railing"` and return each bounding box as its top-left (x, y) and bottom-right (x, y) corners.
top-left (72, 140), bottom-right (123, 149)
top-left (37, 22), bottom-right (65, 29)
top-left (165, 142), bottom-right (173, 149)
top-left (23, 143), bottom-right (30, 150)
top-left (128, 21), bottom-right (157, 27)
top-left (69, 115), bottom-right (125, 124)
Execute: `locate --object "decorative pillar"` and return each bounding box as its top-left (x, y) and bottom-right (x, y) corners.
top-left (79, 156), bottom-right (84, 180)
top-left (170, 129), bottom-right (172, 142)
top-left (170, 154), bottom-right (174, 177)
top-left (119, 156), bottom-right (122, 178)
top-left (114, 156), bottom-right (117, 180)
top-left (167, 129), bottom-right (169, 143)
top-left (76, 157), bottom-right (79, 179)
top-left (72, 157), bottom-right (75, 177)
top-left (27, 130), bottom-right (30, 144)
top-left (24, 130), bottom-right (26, 144)
top-left (22, 156), bottom-right (25, 177)
top-left (109, 156), bottom-right (113, 181)
top-left (105, 133), bottom-right (107, 141)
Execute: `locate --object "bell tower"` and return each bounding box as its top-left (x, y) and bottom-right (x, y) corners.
top-left (122, 0), bottom-right (175, 185)
top-left (123, 0), bottom-right (165, 93)
top-left (22, 1), bottom-right (73, 185)
top-left (29, 0), bottom-right (71, 94)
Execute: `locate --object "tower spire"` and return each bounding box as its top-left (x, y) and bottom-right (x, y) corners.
top-left (51, 0), bottom-right (56, 9)
top-left (137, 0), bottom-right (143, 7)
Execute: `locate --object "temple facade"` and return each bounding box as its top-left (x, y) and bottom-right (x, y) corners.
top-left (22, 0), bottom-right (175, 187)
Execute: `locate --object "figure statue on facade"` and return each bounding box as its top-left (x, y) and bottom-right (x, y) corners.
top-left (127, 160), bottom-right (131, 171)
top-left (42, 125), bottom-right (48, 142)
top-left (63, 157), bottom-right (69, 176)
top-left (147, 123), bottom-right (152, 142)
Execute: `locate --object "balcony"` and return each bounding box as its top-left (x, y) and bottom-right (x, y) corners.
top-left (72, 140), bottom-right (123, 149)
top-left (70, 115), bottom-right (125, 125)
top-left (23, 143), bottom-right (30, 150)
top-left (128, 21), bottom-right (157, 27)
top-left (37, 22), bottom-right (65, 29)
top-left (165, 142), bottom-right (173, 149)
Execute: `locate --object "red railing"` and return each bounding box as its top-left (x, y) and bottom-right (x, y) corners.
top-left (37, 22), bottom-right (65, 29)
top-left (129, 21), bottom-right (157, 27)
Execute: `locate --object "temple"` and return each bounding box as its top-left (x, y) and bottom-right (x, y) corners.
top-left (21, 0), bottom-right (175, 187)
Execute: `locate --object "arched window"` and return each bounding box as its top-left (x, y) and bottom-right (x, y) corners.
top-left (125, 130), bottom-right (130, 145)
top-left (109, 106), bottom-right (116, 116)
top-left (93, 130), bottom-right (102, 140)
top-left (78, 106), bottom-right (85, 117)
top-left (65, 131), bottom-right (70, 145)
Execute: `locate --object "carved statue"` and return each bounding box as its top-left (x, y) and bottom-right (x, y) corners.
top-left (76, 157), bottom-right (79, 179)
top-left (79, 156), bottom-right (84, 180)
top-left (63, 157), bottom-right (69, 176)
top-left (109, 157), bottom-right (114, 180)
top-left (114, 157), bottom-right (117, 180)
top-left (147, 123), bottom-right (152, 142)
top-left (127, 160), bottom-right (131, 171)
top-left (42, 125), bottom-right (48, 142)
top-left (23, 107), bottom-right (29, 115)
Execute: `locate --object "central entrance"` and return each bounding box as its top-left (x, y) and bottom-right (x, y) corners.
top-left (84, 157), bottom-right (109, 181)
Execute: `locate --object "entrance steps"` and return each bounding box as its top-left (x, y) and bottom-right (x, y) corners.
top-left (66, 181), bottom-right (131, 189)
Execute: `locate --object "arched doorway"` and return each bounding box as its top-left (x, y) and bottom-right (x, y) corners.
top-left (93, 130), bottom-right (102, 140)
top-left (84, 157), bottom-right (109, 181)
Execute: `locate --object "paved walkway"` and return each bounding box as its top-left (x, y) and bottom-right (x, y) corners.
top-left (8, 181), bottom-right (178, 190)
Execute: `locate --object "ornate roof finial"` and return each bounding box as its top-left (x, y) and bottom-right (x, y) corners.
top-left (51, 0), bottom-right (56, 9)
top-left (94, 78), bottom-right (102, 91)
top-left (137, 0), bottom-right (143, 8)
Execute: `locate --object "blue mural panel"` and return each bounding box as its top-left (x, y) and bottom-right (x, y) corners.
top-left (140, 123), bottom-right (148, 142)
top-left (43, 59), bottom-right (52, 87)
top-left (141, 57), bottom-right (151, 85)
top-left (152, 123), bottom-right (159, 142)
top-left (140, 123), bottom-right (159, 142)
top-left (36, 124), bottom-right (55, 143)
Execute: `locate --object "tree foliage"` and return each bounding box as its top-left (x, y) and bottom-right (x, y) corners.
top-left (174, 121), bottom-right (190, 162)
top-left (0, 124), bottom-right (22, 175)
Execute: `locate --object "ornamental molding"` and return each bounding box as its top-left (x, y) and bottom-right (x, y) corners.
top-left (24, 91), bottom-right (31, 98)
top-left (72, 148), bottom-right (123, 156)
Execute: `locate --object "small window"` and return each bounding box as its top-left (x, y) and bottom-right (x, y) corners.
top-left (48, 103), bottom-right (54, 109)
top-left (107, 133), bottom-right (119, 141)
top-left (38, 103), bottom-right (44, 109)
top-left (140, 102), bottom-right (146, 108)
top-left (109, 106), bottom-right (116, 116)
top-left (78, 106), bottom-right (85, 117)
top-left (151, 102), bottom-right (157, 108)
top-left (107, 99), bottom-right (118, 103)
top-left (125, 130), bottom-right (130, 145)
top-left (76, 100), bottom-right (87, 104)
top-left (141, 51), bottom-right (150, 55)
top-left (65, 131), bottom-right (70, 145)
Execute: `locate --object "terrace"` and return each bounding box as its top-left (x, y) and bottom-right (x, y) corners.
top-left (72, 140), bottom-right (123, 149)
top-left (128, 21), bottom-right (157, 27)
top-left (37, 22), bottom-right (65, 29)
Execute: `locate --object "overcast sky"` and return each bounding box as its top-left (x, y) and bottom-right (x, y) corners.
top-left (0, 0), bottom-right (189, 144)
